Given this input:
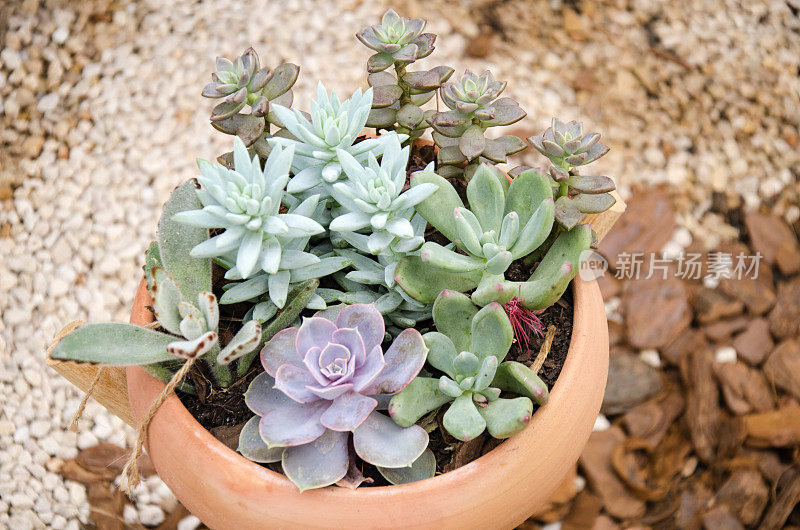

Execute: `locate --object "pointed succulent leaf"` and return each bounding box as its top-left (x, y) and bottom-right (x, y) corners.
top-left (419, 242), bottom-right (485, 272)
top-left (443, 394), bottom-right (486, 442)
top-left (238, 416), bottom-right (284, 463)
top-left (377, 449), bottom-right (436, 485)
top-left (282, 429), bottom-right (349, 492)
top-left (470, 303), bottom-right (513, 362)
top-left (480, 100), bottom-right (526, 127)
top-left (260, 63), bottom-right (299, 100)
top-left (432, 290), bottom-right (478, 352)
top-left (217, 320), bottom-right (262, 365)
top-left (388, 377), bottom-right (453, 427)
top-left (459, 125), bottom-right (486, 161)
top-left (571, 192), bottom-right (617, 214)
top-left (480, 139), bottom-right (507, 163)
top-left (410, 171), bottom-right (464, 242)
top-left (211, 100), bottom-right (246, 121)
top-left (50, 324), bottom-right (177, 365)
top-left (477, 397), bottom-right (533, 438)
top-left (151, 267), bottom-right (184, 335)
top-left (159, 181), bottom-right (212, 302)
top-left (394, 256), bottom-right (481, 304)
top-left (366, 107), bottom-right (398, 128)
top-left (289, 256), bottom-right (352, 283)
top-left (353, 411), bottom-right (428, 468)
top-left (492, 361), bottom-right (549, 405)
top-left (372, 85), bottom-right (403, 108)
top-left (554, 195), bottom-right (586, 230)
top-left (467, 164), bottom-right (506, 233)
top-left (367, 52), bottom-right (395, 73)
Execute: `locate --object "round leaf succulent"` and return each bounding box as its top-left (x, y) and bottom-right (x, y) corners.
top-left (389, 291), bottom-right (546, 441)
top-left (241, 304), bottom-right (430, 491)
top-left (356, 8), bottom-right (435, 71)
top-left (173, 136), bottom-right (325, 284)
top-left (269, 82), bottom-right (408, 195)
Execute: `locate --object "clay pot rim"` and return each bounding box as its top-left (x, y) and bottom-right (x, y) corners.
top-left (129, 276), bottom-right (603, 497)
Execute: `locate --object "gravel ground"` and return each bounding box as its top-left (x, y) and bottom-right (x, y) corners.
top-left (0, 0), bottom-right (798, 527)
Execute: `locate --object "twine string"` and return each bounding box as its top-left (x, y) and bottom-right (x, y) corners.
top-left (531, 324), bottom-right (557, 374)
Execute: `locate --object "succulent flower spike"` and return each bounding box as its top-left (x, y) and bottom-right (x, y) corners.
top-left (357, 9), bottom-right (434, 71)
top-left (389, 292), bottom-right (535, 441)
top-left (430, 70), bottom-right (527, 179)
top-left (173, 136), bottom-right (324, 282)
top-left (268, 82), bottom-right (408, 196)
top-left (330, 138), bottom-right (437, 256)
top-left (240, 304), bottom-right (430, 491)
top-left (527, 119), bottom-right (615, 229)
top-left (203, 48), bottom-right (300, 152)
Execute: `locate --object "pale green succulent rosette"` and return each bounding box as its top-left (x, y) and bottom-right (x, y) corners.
top-left (268, 82), bottom-right (408, 196)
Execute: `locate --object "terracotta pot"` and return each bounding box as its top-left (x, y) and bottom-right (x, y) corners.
top-left (126, 275), bottom-right (608, 530)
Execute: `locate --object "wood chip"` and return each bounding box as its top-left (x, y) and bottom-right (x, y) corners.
top-left (680, 349), bottom-right (721, 463)
top-left (743, 405), bottom-right (800, 448)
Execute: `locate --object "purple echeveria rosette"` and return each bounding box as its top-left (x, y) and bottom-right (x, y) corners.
top-left (243, 304), bottom-right (429, 491)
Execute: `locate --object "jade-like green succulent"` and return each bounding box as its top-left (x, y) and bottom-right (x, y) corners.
top-left (430, 70), bottom-right (527, 179)
top-left (202, 48), bottom-right (300, 157)
top-left (394, 164), bottom-right (592, 309)
top-left (526, 119), bottom-right (615, 229)
top-left (389, 291), bottom-right (548, 441)
top-left (359, 9), bottom-right (454, 140)
top-left (268, 83), bottom-right (407, 196)
top-left (357, 9), bottom-right (435, 71)
top-left (238, 303), bottom-right (433, 491)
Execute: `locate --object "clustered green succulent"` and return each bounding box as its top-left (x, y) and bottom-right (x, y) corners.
top-left (51, 8), bottom-right (619, 495)
top-left (358, 8), bottom-right (454, 140)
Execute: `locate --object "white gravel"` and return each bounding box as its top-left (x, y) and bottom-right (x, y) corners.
top-left (1, 0), bottom-right (799, 527)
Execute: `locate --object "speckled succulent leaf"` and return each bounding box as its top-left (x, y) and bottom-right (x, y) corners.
top-left (157, 180), bottom-right (212, 302)
top-left (470, 303), bottom-right (513, 362)
top-left (143, 241), bottom-right (162, 293)
top-left (491, 361), bottom-right (549, 405)
top-left (282, 429), bottom-right (350, 492)
top-left (477, 396), bottom-right (533, 438)
top-left (217, 320), bottom-right (262, 365)
top-left (443, 393), bottom-right (486, 442)
top-left (352, 410), bottom-right (428, 468)
top-left (377, 449), bottom-right (436, 485)
top-left (50, 323), bottom-right (177, 365)
top-left (167, 330), bottom-right (218, 359)
top-left (432, 290), bottom-right (477, 353)
top-left (393, 255), bottom-right (481, 304)
top-left (388, 376), bottom-right (453, 427)
top-left (150, 267), bottom-right (184, 335)
top-left (409, 167), bottom-right (464, 243)
top-left (238, 416), bottom-right (284, 463)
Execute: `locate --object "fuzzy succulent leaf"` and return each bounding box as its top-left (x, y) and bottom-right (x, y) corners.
top-left (157, 181), bottom-right (212, 302)
top-left (477, 397), bottom-right (533, 438)
top-left (50, 324), bottom-right (177, 365)
top-left (377, 448), bottom-right (436, 485)
top-left (143, 241), bottom-right (162, 293)
top-left (150, 267), bottom-right (184, 335)
top-left (491, 361), bottom-right (549, 405)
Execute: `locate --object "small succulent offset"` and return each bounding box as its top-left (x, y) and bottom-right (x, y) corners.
top-left (359, 9), bottom-right (454, 139)
top-left (268, 83), bottom-right (406, 196)
top-left (329, 136), bottom-right (437, 256)
top-left (51, 182), bottom-right (263, 388)
top-left (430, 71), bottom-right (527, 179)
top-left (173, 137), bottom-right (351, 309)
top-left (527, 119), bottom-right (615, 229)
top-left (239, 304), bottom-right (432, 491)
top-left (389, 291), bottom-right (548, 441)
top-left (202, 48), bottom-right (300, 159)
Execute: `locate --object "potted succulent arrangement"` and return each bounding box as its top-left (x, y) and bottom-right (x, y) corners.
top-left (48, 9), bottom-right (622, 529)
